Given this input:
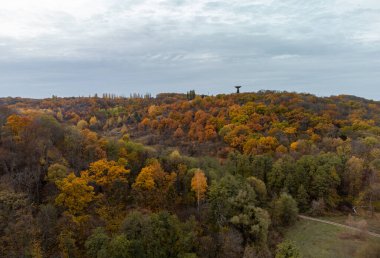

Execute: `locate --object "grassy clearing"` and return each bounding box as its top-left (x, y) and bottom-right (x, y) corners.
top-left (319, 214), bottom-right (380, 234)
top-left (284, 219), bottom-right (380, 258)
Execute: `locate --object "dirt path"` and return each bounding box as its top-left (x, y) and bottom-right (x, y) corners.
top-left (298, 215), bottom-right (380, 238)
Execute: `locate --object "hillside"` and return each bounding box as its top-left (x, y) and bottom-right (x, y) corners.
top-left (0, 91), bottom-right (379, 257)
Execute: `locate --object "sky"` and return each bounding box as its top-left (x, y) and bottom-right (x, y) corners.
top-left (0, 0), bottom-right (379, 99)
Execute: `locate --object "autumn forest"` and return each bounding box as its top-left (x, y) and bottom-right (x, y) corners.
top-left (1, 91), bottom-right (380, 258)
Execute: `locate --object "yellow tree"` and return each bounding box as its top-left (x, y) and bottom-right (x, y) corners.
top-left (5, 114), bottom-right (30, 140)
top-left (133, 164), bottom-right (156, 190)
top-left (132, 160), bottom-right (176, 209)
top-left (191, 169), bottom-right (208, 211)
top-left (89, 116), bottom-right (98, 126)
top-left (76, 119), bottom-right (89, 130)
top-left (345, 156), bottom-right (365, 198)
top-left (84, 159), bottom-right (130, 187)
top-left (56, 111), bottom-right (64, 121)
top-left (55, 173), bottom-right (95, 220)
top-left (204, 124), bottom-right (217, 141)
top-left (80, 159), bottom-right (130, 230)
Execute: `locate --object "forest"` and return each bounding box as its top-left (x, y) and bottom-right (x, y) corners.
top-left (0, 90), bottom-right (379, 257)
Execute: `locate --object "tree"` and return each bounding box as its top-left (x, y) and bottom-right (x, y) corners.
top-left (344, 156), bottom-right (364, 198)
top-left (108, 235), bottom-right (132, 258)
top-left (121, 211), bottom-right (196, 258)
top-left (56, 110), bottom-right (64, 121)
top-left (357, 159), bottom-right (380, 216)
top-left (37, 204), bottom-right (59, 251)
top-left (204, 124), bottom-right (217, 141)
top-left (311, 165), bottom-right (341, 207)
top-left (272, 193), bottom-right (298, 227)
top-left (132, 160), bottom-right (176, 209)
top-left (268, 156), bottom-right (296, 195)
top-left (77, 119), bottom-right (89, 130)
top-left (230, 205), bottom-right (270, 249)
top-left (247, 176), bottom-right (267, 206)
top-left (85, 227), bottom-right (109, 258)
top-left (58, 230), bottom-right (78, 258)
top-left (191, 169), bottom-right (208, 211)
top-left (84, 159), bottom-right (130, 187)
top-left (218, 227), bottom-right (244, 258)
top-left (187, 90), bottom-right (196, 100)
top-left (46, 163), bottom-right (69, 184)
top-left (4, 114), bottom-right (30, 139)
top-left (251, 155), bottom-right (273, 181)
top-left (208, 175), bottom-right (269, 250)
top-left (227, 151), bottom-right (252, 177)
top-left (243, 136), bottom-right (279, 155)
top-left (55, 173), bottom-right (96, 219)
top-left (208, 175), bottom-right (245, 226)
top-left (133, 163), bottom-right (158, 191)
top-left (296, 185), bottom-right (309, 212)
top-left (89, 116), bottom-right (98, 126)
top-left (275, 240), bottom-right (301, 258)
top-left (0, 189), bottom-right (34, 257)
top-left (31, 238), bottom-right (44, 258)
top-left (174, 127), bottom-right (185, 138)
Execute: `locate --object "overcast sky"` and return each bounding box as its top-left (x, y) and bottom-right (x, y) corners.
top-left (0, 0), bottom-right (379, 99)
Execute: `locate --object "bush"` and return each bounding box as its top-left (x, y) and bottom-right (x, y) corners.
top-left (275, 240), bottom-right (301, 258)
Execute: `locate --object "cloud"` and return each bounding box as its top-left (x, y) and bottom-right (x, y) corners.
top-left (0, 0), bottom-right (379, 99)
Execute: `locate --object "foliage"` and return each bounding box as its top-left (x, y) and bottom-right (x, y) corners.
top-left (84, 159), bottom-right (130, 186)
top-left (132, 160), bottom-right (176, 209)
top-left (275, 240), bottom-right (301, 258)
top-left (120, 210), bottom-right (197, 258)
top-left (191, 169), bottom-right (208, 210)
top-left (85, 227), bottom-right (110, 258)
top-left (46, 163), bottom-right (69, 183)
top-left (55, 173), bottom-right (96, 217)
top-left (272, 193), bottom-right (299, 227)
top-left (1, 91), bottom-right (380, 256)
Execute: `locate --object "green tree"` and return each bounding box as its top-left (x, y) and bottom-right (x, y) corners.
top-left (58, 230), bottom-right (78, 258)
top-left (268, 156), bottom-right (296, 195)
top-left (209, 175), bottom-right (270, 249)
top-left (208, 175), bottom-right (251, 226)
top-left (85, 228), bottom-right (110, 258)
top-left (46, 163), bottom-right (69, 184)
top-left (121, 211), bottom-right (196, 258)
top-left (227, 152), bottom-right (252, 177)
top-left (275, 240), bottom-right (301, 258)
top-left (251, 155), bottom-right (273, 182)
top-left (108, 235), bottom-right (132, 258)
top-left (247, 176), bottom-right (267, 206)
top-left (296, 185), bottom-right (309, 212)
top-left (311, 165), bottom-right (340, 207)
top-left (230, 205), bottom-right (270, 248)
top-left (273, 193), bottom-right (299, 227)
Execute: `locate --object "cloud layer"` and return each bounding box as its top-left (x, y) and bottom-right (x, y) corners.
top-left (0, 0), bottom-right (379, 99)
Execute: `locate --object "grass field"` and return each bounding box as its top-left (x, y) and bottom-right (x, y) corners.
top-left (320, 214), bottom-right (380, 234)
top-left (284, 218), bottom-right (380, 258)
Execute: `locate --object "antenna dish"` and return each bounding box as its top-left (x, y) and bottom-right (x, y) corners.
top-left (235, 86), bottom-right (242, 93)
